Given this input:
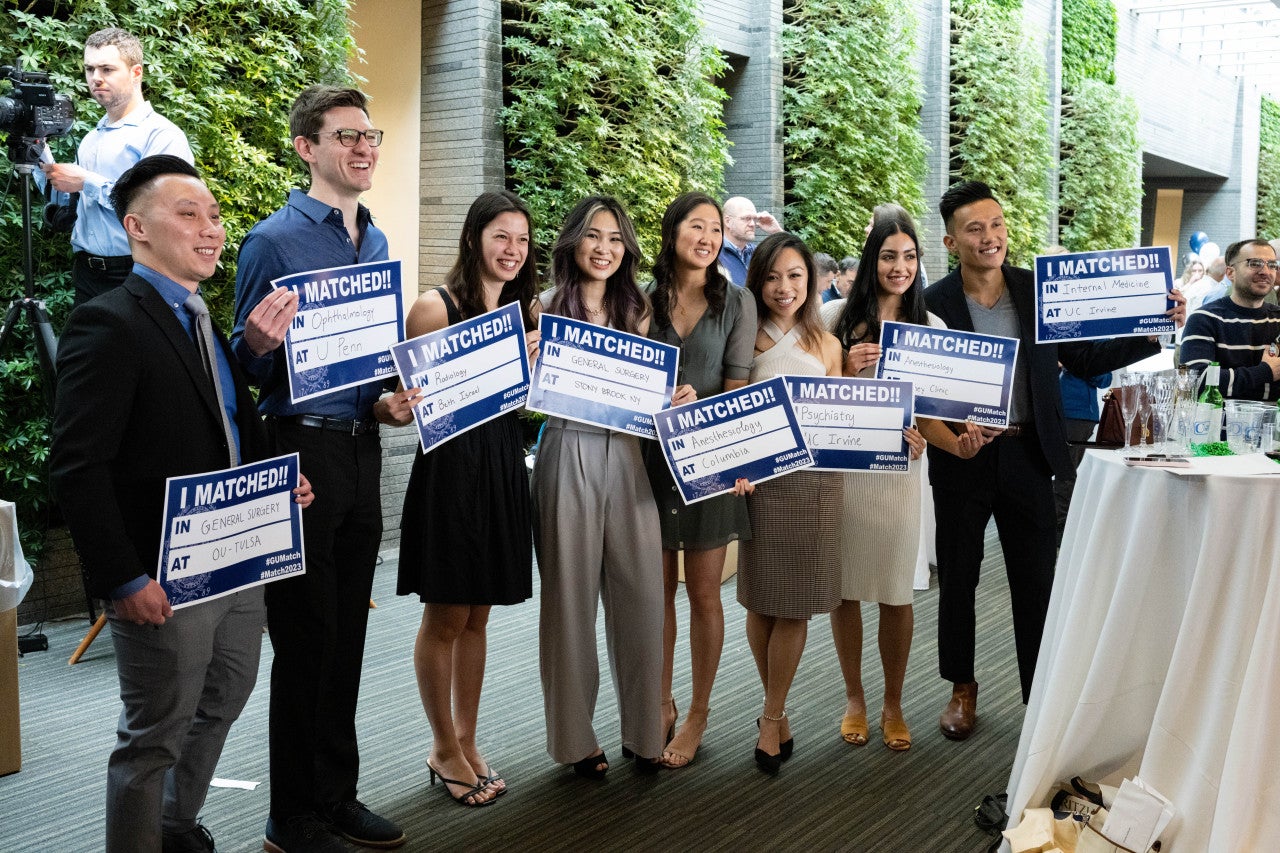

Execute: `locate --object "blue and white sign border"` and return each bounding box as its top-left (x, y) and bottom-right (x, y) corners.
top-left (276, 259), bottom-right (404, 404)
top-left (877, 320), bottom-right (1019, 427)
top-left (390, 301), bottom-right (530, 454)
top-left (1034, 246), bottom-right (1175, 343)
top-left (654, 376), bottom-right (814, 505)
top-left (157, 453), bottom-right (305, 610)
top-left (785, 375), bottom-right (914, 472)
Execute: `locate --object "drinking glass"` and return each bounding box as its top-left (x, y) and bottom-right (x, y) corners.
top-left (1117, 372), bottom-right (1143, 453)
top-left (1146, 373), bottom-right (1175, 453)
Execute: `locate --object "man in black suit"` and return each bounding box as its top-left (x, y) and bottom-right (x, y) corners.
top-left (923, 181), bottom-right (1182, 739)
top-left (51, 155), bottom-right (311, 852)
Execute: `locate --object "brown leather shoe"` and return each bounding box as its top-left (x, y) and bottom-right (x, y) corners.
top-left (939, 681), bottom-right (978, 740)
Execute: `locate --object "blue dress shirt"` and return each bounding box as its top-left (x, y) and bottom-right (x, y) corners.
top-left (231, 189), bottom-right (391, 419)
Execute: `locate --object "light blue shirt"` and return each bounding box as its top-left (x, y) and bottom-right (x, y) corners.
top-left (46, 102), bottom-right (193, 256)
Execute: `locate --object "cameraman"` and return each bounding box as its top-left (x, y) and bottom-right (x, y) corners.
top-left (39, 27), bottom-right (192, 306)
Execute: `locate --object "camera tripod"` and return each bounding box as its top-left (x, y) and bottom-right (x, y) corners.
top-left (0, 163), bottom-right (58, 412)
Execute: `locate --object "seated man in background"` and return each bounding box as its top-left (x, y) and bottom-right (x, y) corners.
top-left (1179, 238), bottom-right (1280, 401)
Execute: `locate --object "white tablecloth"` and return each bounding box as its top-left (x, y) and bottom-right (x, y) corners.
top-left (1005, 450), bottom-right (1280, 851)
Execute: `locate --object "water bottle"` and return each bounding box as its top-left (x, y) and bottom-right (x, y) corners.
top-left (1190, 363), bottom-right (1224, 448)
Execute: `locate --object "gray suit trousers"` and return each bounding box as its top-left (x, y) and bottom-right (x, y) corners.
top-left (105, 587), bottom-right (264, 852)
top-left (533, 422), bottom-right (665, 763)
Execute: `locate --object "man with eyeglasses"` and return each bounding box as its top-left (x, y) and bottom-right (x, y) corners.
top-left (1180, 238), bottom-right (1280, 401)
top-left (231, 86), bottom-right (408, 853)
top-left (719, 195), bottom-right (783, 285)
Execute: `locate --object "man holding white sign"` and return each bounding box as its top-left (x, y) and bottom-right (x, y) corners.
top-left (924, 181), bottom-right (1183, 740)
top-left (231, 87), bottom-right (412, 852)
top-left (51, 156), bottom-right (313, 853)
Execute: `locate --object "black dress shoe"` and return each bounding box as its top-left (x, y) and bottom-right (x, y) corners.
top-left (162, 823), bottom-right (215, 853)
top-left (264, 814), bottom-right (348, 853)
top-left (327, 801), bottom-right (405, 849)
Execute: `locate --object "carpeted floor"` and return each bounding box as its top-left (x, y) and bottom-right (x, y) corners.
top-left (2, 524), bottom-right (1025, 852)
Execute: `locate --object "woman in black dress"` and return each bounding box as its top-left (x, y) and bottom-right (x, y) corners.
top-left (393, 191), bottom-right (541, 806)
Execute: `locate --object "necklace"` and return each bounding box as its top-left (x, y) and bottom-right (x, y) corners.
top-left (585, 302), bottom-right (605, 319)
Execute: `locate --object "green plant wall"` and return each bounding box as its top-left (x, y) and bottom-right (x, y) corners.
top-left (1056, 0), bottom-right (1140, 251)
top-left (949, 0), bottom-right (1053, 266)
top-left (781, 0), bottom-right (928, 258)
top-left (1058, 79), bottom-right (1141, 251)
top-left (1062, 0), bottom-right (1117, 88)
top-left (0, 0), bottom-right (356, 563)
top-left (501, 0), bottom-right (730, 264)
top-left (1258, 96), bottom-right (1280, 240)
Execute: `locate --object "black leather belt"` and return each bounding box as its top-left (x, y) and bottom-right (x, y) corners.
top-left (73, 252), bottom-right (132, 271)
top-left (275, 414), bottom-right (378, 436)
top-left (999, 422), bottom-right (1032, 438)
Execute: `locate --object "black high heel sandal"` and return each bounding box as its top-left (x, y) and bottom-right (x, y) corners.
top-left (754, 712), bottom-right (787, 775)
top-left (427, 761), bottom-right (495, 807)
top-left (620, 746), bottom-right (662, 774)
top-left (569, 751), bottom-right (608, 780)
top-left (757, 712), bottom-right (795, 762)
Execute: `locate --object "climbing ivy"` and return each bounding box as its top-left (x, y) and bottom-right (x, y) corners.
top-left (781, 0), bottom-right (928, 258)
top-left (1062, 0), bottom-right (1117, 88)
top-left (0, 0), bottom-right (356, 563)
top-left (502, 0), bottom-right (730, 262)
top-left (1258, 96), bottom-right (1280, 240)
top-left (1058, 79), bottom-right (1141, 251)
top-left (949, 0), bottom-right (1053, 265)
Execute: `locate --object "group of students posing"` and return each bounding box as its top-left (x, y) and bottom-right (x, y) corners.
top-left (388, 189), bottom-right (989, 806)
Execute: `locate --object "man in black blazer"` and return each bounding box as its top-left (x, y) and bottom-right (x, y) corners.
top-left (51, 155), bottom-right (311, 852)
top-left (923, 181), bottom-right (1182, 739)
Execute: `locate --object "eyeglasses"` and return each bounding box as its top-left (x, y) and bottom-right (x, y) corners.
top-left (310, 128), bottom-right (384, 148)
top-left (1235, 258), bottom-right (1280, 272)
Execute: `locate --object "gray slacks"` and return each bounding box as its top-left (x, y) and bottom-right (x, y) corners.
top-left (533, 422), bottom-right (665, 763)
top-left (105, 587), bottom-right (264, 852)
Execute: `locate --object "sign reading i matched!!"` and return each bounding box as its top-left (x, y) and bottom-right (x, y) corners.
top-left (390, 301), bottom-right (530, 453)
top-left (786, 376), bottom-right (914, 472)
top-left (1035, 246), bottom-right (1175, 343)
top-left (527, 314), bottom-right (679, 438)
top-left (158, 453), bottom-right (305, 609)
top-left (276, 259), bottom-right (404, 404)
top-left (877, 321), bottom-right (1018, 427)
top-left (654, 376), bottom-right (813, 505)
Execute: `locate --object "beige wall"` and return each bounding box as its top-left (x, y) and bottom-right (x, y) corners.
top-left (350, 0), bottom-right (421, 311)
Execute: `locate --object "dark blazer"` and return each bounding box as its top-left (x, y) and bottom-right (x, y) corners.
top-left (924, 263), bottom-right (1159, 483)
top-left (51, 273), bottom-right (270, 598)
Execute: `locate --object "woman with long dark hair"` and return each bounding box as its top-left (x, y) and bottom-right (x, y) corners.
top-left (393, 190), bottom-right (542, 806)
top-left (533, 196), bottom-right (669, 778)
top-left (737, 232), bottom-right (844, 774)
top-left (828, 217), bottom-right (982, 752)
top-left (644, 192), bottom-right (757, 768)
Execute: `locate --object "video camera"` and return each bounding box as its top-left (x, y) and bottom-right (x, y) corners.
top-left (0, 63), bottom-right (75, 166)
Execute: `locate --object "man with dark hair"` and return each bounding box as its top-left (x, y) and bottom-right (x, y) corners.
top-left (1179, 238), bottom-right (1280, 400)
top-left (232, 86), bottom-right (410, 853)
top-left (923, 180), bottom-right (1180, 739)
top-left (823, 256), bottom-right (858, 302)
top-left (51, 154), bottom-right (313, 853)
top-left (40, 27), bottom-right (193, 306)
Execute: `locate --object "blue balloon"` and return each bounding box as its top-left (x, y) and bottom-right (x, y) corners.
top-left (1189, 231), bottom-right (1208, 253)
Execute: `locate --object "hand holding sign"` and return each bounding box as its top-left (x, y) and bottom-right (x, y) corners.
top-left (243, 287), bottom-right (300, 358)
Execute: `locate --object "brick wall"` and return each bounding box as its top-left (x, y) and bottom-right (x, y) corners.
top-left (703, 0), bottom-right (784, 216)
